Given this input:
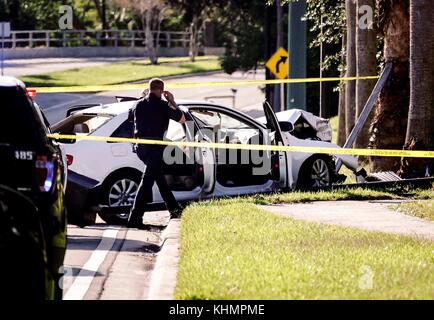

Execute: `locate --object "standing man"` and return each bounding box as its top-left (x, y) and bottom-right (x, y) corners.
top-left (127, 78), bottom-right (186, 229)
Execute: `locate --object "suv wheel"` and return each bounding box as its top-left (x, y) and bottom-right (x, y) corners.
top-left (98, 171), bottom-right (141, 225)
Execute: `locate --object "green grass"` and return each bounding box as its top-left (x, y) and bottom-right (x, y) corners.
top-left (251, 187), bottom-right (434, 205)
top-left (21, 56), bottom-right (221, 87)
top-left (175, 200), bottom-right (434, 300)
top-left (392, 200), bottom-right (434, 221)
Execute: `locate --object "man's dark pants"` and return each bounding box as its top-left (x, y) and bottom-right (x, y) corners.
top-left (129, 144), bottom-right (179, 224)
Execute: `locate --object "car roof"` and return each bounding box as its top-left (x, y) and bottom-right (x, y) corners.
top-left (69, 98), bottom-right (266, 128)
top-left (0, 76), bottom-right (26, 89)
top-left (72, 99), bottom-right (240, 116)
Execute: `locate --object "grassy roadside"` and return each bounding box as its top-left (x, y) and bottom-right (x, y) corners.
top-left (252, 187), bottom-right (434, 205)
top-left (175, 200), bottom-right (434, 299)
top-left (21, 56), bottom-right (221, 87)
top-left (392, 200), bottom-right (434, 221)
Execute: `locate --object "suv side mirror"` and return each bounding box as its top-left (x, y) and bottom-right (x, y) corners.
top-left (54, 132), bottom-right (77, 144)
top-left (278, 121), bottom-right (294, 133)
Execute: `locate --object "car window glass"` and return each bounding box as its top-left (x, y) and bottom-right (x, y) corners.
top-left (111, 119), bottom-right (133, 139)
top-left (53, 114), bottom-right (113, 135)
top-left (292, 118), bottom-right (318, 140)
top-left (190, 109), bottom-right (261, 145)
top-left (0, 87), bottom-right (46, 147)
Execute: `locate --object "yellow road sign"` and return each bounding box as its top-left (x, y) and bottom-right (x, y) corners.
top-left (266, 47), bottom-right (289, 79)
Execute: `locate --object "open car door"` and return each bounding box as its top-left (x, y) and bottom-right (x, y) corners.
top-left (186, 116), bottom-right (216, 194)
top-left (262, 101), bottom-right (289, 188)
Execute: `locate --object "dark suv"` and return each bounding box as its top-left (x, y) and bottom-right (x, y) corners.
top-left (0, 76), bottom-right (67, 300)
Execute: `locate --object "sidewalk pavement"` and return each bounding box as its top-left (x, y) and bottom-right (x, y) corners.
top-left (260, 200), bottom-right (434, 241)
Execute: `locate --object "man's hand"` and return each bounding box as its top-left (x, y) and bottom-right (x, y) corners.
top-left (141, 88), bottom-right (150, 97)
top-left (164, 90), bottom-right (186, 124)
top-left (163, 91), bottom-right (175, 103)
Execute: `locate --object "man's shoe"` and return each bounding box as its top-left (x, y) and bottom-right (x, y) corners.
top-left (169, 207), bottom-right (183, 219)
top-left (126, 220), bottom-right (151, 230)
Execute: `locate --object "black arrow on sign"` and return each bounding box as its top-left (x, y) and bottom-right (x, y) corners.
top-left (275, 55), bottom-right (288, 74)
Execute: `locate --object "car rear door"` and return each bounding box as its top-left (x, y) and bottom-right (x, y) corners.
top-left (262, 101), bottom-right (289, 188)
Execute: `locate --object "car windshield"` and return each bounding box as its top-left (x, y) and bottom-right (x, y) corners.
top-left (52, 113), bottom-right (113, 135)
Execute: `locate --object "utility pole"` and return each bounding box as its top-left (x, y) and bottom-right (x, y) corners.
top-left (264, 4), bottom-right (274, 105)
top-left (287, 0), bottom-right (307, 110)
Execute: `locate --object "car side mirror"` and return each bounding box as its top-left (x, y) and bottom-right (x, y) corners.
top-left (54, 132), bottom-right (77, 144)
top-left (278, 121), bottom-right (294, 133)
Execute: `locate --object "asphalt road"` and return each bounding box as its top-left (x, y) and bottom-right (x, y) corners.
top-left (63, 211), bottom-right (168, 300)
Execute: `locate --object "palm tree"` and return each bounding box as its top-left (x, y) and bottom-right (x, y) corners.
top-left (369, 0), bottom-right (409, 172)
top-left (400, 0), bottom-right (434, 177)
top-left (345, 0), bottom-right (357, 137)
top-left (337, 33), bottom-right (347, 147)
top-left (355, 0), bottom-right (377, 148)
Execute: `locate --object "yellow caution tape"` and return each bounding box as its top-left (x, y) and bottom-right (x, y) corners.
top-left (30, 75), bottom-right (379, 93)
top-left (47, 134), bottom-right (434, 158)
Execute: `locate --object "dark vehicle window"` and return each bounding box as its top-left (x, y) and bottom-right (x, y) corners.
top-left (0, 87), bottom-right (48, 147)
top-left (111, 120), bottom-right (134, 139)
top-left (292, 118), bottom-right (318, 140)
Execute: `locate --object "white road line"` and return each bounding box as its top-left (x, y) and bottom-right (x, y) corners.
top-left (63, 227), bottom-right (121, 300)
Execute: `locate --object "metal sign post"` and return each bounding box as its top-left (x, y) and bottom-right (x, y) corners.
top-left (0, 22), bottom-right (11, 76)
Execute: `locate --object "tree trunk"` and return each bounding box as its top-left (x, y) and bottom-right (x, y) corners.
top-left (145, 9), bottom-right (158, 65)
top-left (345, 0), bottom-right (357, 138)
top-left (337, 35), bottom-right (347, 147)
top-left (189, 15), bottom-right (198, 62)
top-left (370, 0), bottom-right (409, 172)
top-left (399, 0), bottom-right (434, 178)
top-left (355, 0), bottom-right (377, 148)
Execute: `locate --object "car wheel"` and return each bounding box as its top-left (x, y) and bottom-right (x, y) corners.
top-left (297, 156), bottom-right (333, 189)
top-left (98, 171), bottom-right (141, 225)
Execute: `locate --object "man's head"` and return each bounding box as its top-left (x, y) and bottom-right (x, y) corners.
top-left (149, 78), bottom-right (165, 98)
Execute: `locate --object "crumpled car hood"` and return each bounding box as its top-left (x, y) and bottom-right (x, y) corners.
top-left (256, 109), bottom-right (333, 142)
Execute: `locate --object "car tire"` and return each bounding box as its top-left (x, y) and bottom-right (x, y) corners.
top-left (98, 171), bottom-right (142, 225)
top-left (297, 156), bottom-right (334, 190)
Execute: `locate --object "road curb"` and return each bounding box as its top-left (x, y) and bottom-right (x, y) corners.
top-left (146, 218), bottom-right (181, 300)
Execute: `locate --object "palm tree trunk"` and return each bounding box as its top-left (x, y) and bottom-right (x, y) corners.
top-left (337, 35), bottom-right (347, 147)
top-left (399, 0), bottom-right (434, 177)
top-left (370, 0), bottom-right (409, 172)
top-left (355, 0), bottom-right (377, 148)
top-left (345, 0), bottom-right (357, 138)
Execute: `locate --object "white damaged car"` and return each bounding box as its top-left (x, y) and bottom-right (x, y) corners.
top-left (52, 99), bottom-right (358, 224)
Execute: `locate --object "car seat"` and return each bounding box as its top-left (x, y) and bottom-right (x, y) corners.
top-left (73, 123), bottom-right (90, 134)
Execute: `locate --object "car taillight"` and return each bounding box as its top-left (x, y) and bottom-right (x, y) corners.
top-left (66, 154), bottom-right (74, 166)
top-left (26, 89), bottom-right (37, 97)
top-left (35, 155), bottom-right (57, 192)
